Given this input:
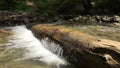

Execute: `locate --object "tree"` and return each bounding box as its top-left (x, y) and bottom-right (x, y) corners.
top-left (0, 0), bottom-right (16, 10)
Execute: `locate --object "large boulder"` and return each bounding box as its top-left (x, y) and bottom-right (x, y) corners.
top-left (31, 24), bottom-right (120, 68)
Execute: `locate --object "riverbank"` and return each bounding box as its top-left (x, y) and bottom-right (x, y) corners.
top-left (0, 11), bottom-right (120, 27)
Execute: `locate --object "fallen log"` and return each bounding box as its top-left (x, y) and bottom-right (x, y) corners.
top-left (31, 24), bottom-right (120, 68)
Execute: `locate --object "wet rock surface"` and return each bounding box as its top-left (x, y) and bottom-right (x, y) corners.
top-left (31, 24), bottom-right (120, 68)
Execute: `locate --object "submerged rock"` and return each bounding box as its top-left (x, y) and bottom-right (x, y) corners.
top-left (0, 29), bottom-right (13, 35)
top-left (0, 30), bottom-right (12, 44)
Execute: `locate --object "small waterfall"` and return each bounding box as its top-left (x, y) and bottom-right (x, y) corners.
top-left (6, 25), bottom-right (67, 67)
top-left (41, 38), bottom-right (63, 57)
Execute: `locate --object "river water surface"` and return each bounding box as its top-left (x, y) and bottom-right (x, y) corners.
top-left (0, 26), bottom-right (73, 68)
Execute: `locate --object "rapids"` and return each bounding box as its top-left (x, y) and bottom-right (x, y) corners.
top-left (0, 26), bottom-right (74, 68)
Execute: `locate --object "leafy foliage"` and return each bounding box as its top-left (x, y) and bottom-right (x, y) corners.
top-left (0, 0), bottom-right (120, 15)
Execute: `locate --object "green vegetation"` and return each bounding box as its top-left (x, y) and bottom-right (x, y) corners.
top-left (0, 0), bottom-right (120, 15)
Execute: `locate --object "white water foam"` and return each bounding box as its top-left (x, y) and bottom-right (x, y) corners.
top-left (8, 25), bottom-right (67, 66)
top-left (41, 38), bottom-right (63, 57)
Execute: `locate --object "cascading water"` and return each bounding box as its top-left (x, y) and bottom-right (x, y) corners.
top-left (0, 26), bottom-right (70, 68)
top-left (41, 38), bottom-right (63, 57)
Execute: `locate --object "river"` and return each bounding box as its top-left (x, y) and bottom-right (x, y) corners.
top-left (0, 26), bottom-right (74, 68)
